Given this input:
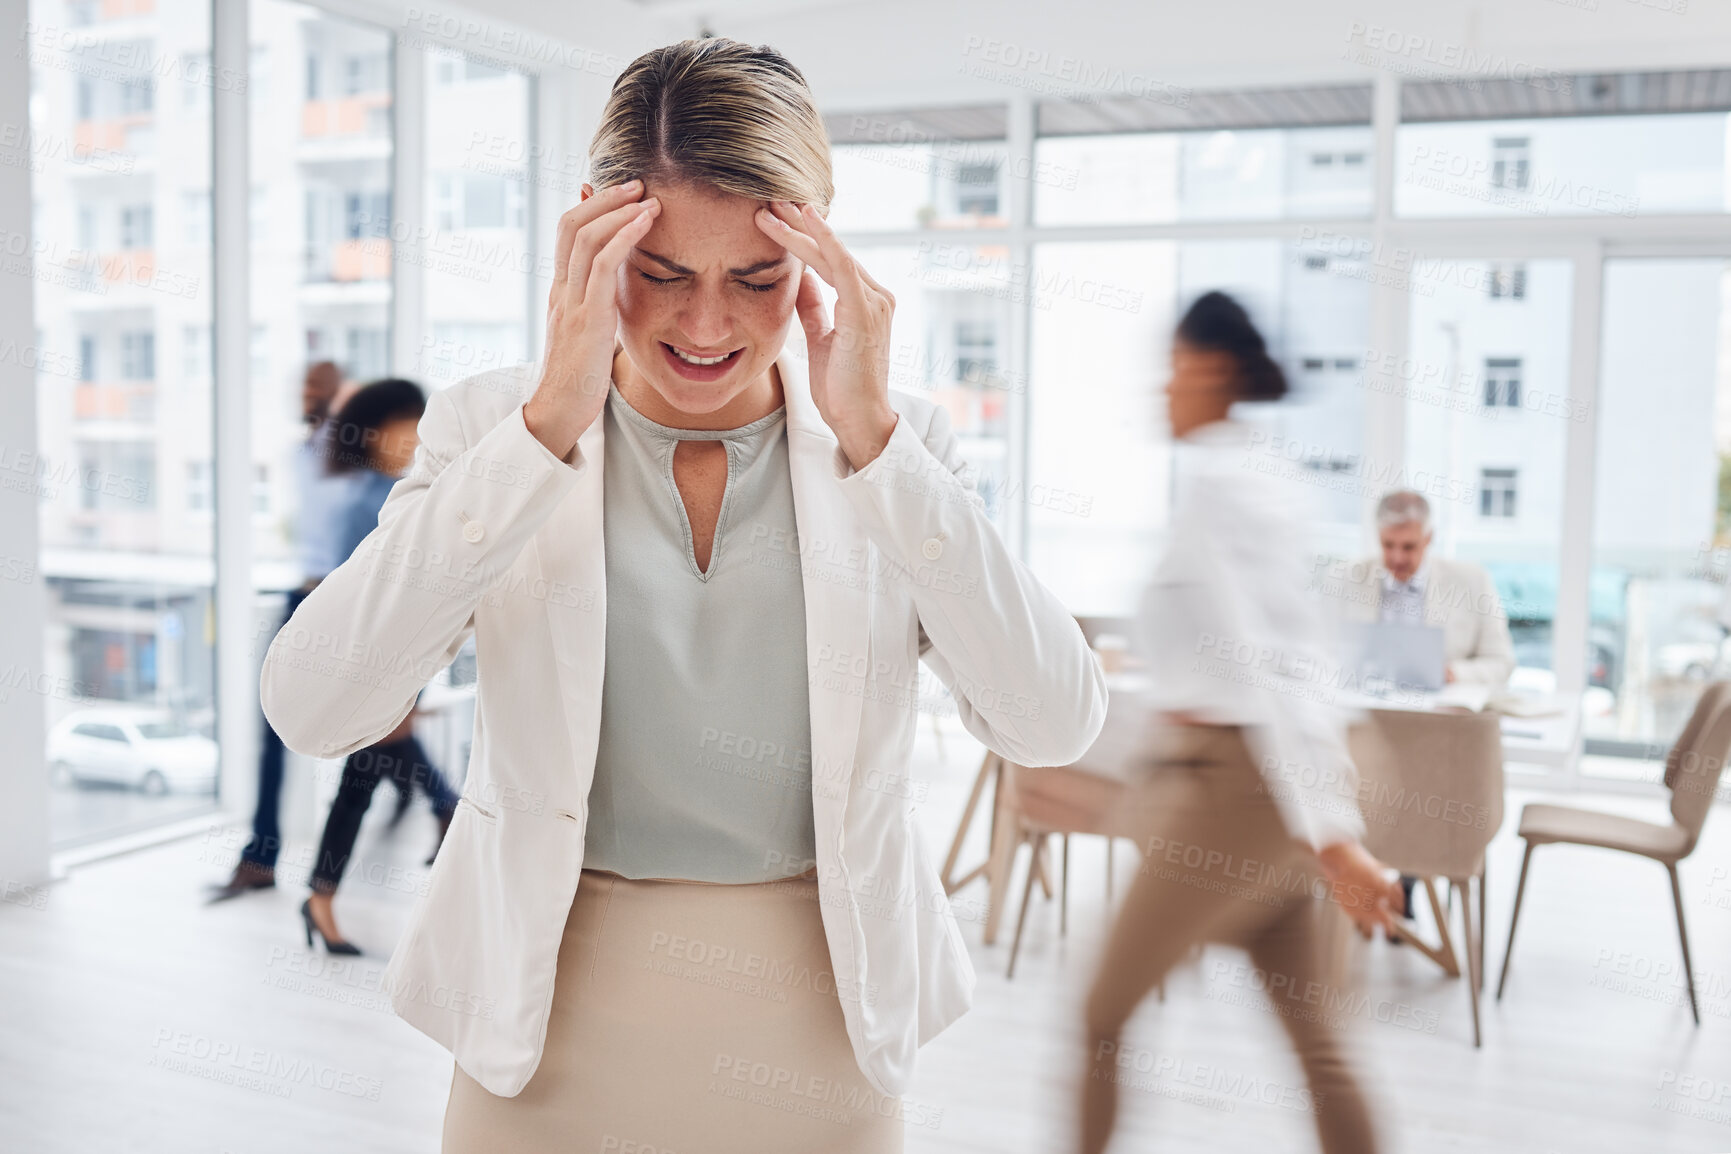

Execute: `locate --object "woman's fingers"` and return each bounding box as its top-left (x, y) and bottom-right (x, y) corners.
top-left (793, 266), bottom-right (831, 349)
top-left (760, 201), bottom-right (894, 338)
top-left (760, 203), bottom-right (854, 296)
top-left (565, 197), bottom-right (659, 305)
top-left (582, 201), bottom-right (660, 322)
top-left (551, 180), bottom-right (644, 289)
top-left (790, 202), bottom-right (880, 306)
top-left (755, 203), bottom-right (826, 275)
top-left (847, 246), bottom-right (895, 305)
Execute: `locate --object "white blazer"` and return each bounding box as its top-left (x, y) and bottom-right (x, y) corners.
top-left (260, 345), bottom-right (1108, 1099)
top-left (1332, 555), bottom-right (1516, 687)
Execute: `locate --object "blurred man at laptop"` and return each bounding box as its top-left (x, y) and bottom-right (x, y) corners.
top-left (1330, 489), bottom-right (1515, 931)
top-left (1337, 490), bottom-right (1515, 687)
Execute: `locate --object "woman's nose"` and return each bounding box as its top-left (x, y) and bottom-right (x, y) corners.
top-left (677, 285), bottom-right (733, 348)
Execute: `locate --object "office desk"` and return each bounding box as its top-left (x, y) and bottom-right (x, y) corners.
top-left (1335, 688), bottom-right (1582, 771)
top-left (940, 677), bottom-right (1581, 944)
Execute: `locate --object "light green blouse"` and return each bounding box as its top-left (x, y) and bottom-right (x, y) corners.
top-left (581, 380), bottom-right (817, 883)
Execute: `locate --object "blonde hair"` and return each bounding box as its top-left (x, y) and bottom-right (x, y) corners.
top-left (588, 38), bottom-right (834, 213)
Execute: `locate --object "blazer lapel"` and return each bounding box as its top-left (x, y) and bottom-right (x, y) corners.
top-left (536, 397), bottom-right (609, 800)
top-left (779, 348), bottom-right (872, 831)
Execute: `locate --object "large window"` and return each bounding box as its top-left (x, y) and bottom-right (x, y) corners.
top-left (416, 50), bottom-right (534, 389)
top-left (834, 241), bottom-right (1016, 523)
top-left (1405, 258), bottom-right (1574, 704)
top-left (1398, 115), bottom-right (1724, 219)
top-left (16, 0), bottom-right (545, 857)
top-left (23, 44), bottom-right (1731, 864)
top-left (249, 0), bottom-right (394, 579)
top-left (826, 121), bottom-right (1020, 530)
top-left (28, 0), bottom-right (217, 847)
top-left (1026, 235), bottom-right (1371, 614)
top-left (826, 109), bottom-right (1010, 233)
top-left (1585, 259), bottom-right (1731, 778)
top-left (830, 93), bottom-right (1380, 616)
top-left (1035, 126), bottom-right (1376, 225)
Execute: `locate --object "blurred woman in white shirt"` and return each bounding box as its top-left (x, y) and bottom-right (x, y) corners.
top-left (1078, 291), bottom-right (1401, 1154)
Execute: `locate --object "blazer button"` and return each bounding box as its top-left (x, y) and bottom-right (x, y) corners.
top-left (463, 521), bottom-right (486, 544)
top-left (921, 536), bottom-right (944, 561)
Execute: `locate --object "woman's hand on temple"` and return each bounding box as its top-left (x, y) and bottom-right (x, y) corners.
top-left (754, 201), bottom-right (898, 473)
top-left (1315, 840), bottom-right (1403, 937)
top-left (524, 181), bottom-right (662, 460)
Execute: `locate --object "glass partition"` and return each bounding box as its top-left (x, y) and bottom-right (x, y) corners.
top-left (1028, 237), bottom-right (1371, 615)
top-left (838, 242), bottom-right (1016, 526)
top-left (1396, 113), bottom-right (1727, 219)
top-left (28, 0), bottom-right (217, 847)
top-left (1584, 258), bottom-right (1731, 781)
top-left (249, 0), bottom-right (393, 583)
top-left (418, 49), bottom-right (533, 389)
top-left (1403, 258), bottom-right (1575, 709)
top-left (829, 140), bottom-right (1010, 232)
top-left (1035, 126), bottom-right (1375, 226)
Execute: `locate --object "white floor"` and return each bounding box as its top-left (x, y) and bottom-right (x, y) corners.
top-left (4, 715), bottom-right (1730, 1153)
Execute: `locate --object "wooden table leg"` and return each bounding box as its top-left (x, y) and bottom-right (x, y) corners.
top-left (941, 752), bottom-right (997, 894)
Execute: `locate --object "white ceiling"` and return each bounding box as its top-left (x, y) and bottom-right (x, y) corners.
top-left (467, 0), bottom-right (1731, 111)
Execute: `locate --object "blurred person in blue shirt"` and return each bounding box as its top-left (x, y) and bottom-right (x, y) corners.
top-left (295, 379), bottom-right (463, 954)
top-left (209, 361), bottom-right (346, 902)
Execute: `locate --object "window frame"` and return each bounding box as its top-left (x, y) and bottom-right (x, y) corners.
top-left (829, 72), bottom-right (1731, 794)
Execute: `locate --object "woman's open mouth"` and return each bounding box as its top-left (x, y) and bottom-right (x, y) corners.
top-left (661, 342), bottom-right (745, 382)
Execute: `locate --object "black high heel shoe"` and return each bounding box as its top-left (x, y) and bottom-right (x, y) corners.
top-left (300, 898), bottom-right (362, 956)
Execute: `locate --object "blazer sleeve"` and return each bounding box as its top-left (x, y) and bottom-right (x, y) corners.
top-left (260, 390), bottom-right (585, 759)
top-left (1448, 565), bottom-right (1516, 687)
top-left (830, 401), bottom-right (1108, 768)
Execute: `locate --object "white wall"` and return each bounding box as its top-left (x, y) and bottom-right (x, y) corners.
top-left (0, 0), bottom-right (52, 891)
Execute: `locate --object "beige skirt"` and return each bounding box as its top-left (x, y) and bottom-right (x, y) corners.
top-left (441, 869), bottom-right (906, 1153)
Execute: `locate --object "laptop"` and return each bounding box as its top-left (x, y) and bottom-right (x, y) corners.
top-left (1347, 622), bottom-right (1447, 694)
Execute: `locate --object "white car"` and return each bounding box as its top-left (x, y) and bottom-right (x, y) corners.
top-left (48, 709), bottom-right (218, 796)
top-left (1655, 637), bottom-right (1729, 682)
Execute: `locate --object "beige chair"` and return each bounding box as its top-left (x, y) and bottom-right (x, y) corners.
top-left (938, 615), bottom-right (1139, 945)
top-left (1347, 707), bottom-right (1505, 1046)
top-left (1002, 762), bottom-right (1130, 979)
top-left (1497, 681), bottom-right (1731, 1024)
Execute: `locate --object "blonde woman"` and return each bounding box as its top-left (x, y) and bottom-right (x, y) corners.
top-left (261, 37), bottom-right (1106, 1153)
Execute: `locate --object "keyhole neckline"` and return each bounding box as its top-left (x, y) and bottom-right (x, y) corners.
top-left (607, 380), bottom-right (786, 443)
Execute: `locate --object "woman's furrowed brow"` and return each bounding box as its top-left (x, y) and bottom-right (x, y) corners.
top-left (728, 256), bottom-right (790, 277)
top-left (634, 248), bottom-right (788, 277)
top-left (635, 248), bottom-right (693, 275)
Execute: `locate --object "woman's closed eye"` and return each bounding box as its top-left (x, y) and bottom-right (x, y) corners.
top-left (635, 269), bottom-right (782, 293)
